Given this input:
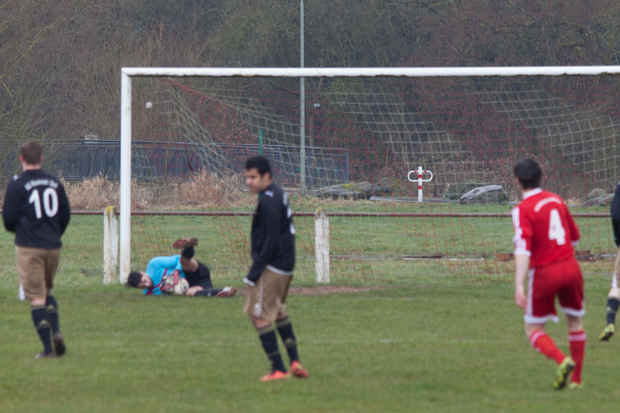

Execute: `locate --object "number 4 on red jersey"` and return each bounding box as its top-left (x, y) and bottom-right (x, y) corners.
top-left (512, 188), bottom-right (580, 268)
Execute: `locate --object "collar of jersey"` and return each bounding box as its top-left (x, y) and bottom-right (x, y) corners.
top-left (522, 187), bottom-right (543, 200)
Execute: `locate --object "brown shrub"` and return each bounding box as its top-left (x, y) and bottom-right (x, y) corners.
top-left (175, 171), bottom-right (252, 208)
top-left (62, 172), bottom-right (255, 211)
top-left (62, 176), bottom-right (120, 210)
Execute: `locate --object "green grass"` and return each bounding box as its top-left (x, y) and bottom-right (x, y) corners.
top-left (0, 279), bottom-right (618, 412)
top-left (0, 213), bottom-right (618, 412)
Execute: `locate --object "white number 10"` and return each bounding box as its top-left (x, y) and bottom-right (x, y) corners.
top-left (548, 209), bottom-right (566, 245)
top-left (29, 188), bottom-right (59, 219)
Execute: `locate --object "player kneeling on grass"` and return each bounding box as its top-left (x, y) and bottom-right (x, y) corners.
top-left (243, 156), bottom-right (308, 382)
top-left (599, 180), bottom-right (620, 341)
top-left (512, 158), bottom-right (586, 390)
top-left (126, 238), bottom-right (236, 298)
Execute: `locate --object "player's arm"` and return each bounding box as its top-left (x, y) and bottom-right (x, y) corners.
top-left (147, 256), bottom-right (181, 273)
top-left (173, 255), bottom-right (184, 276)
top-left (57, 183), bottom-right (71, 235)
top-left (244, 199), bottom-right (281, 286)
top-left (514, 254), bottom-right (530, 309)
top-left (565, 206), bottom-right (580, 247)
top-left (2, 182), bottom-right (20, 233)
top-left (512, 207), bottom-right (532, 309)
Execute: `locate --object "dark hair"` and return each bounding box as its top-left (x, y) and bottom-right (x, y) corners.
top-left (244, 156), bottom-right (272, 177)
top-left (21, 141), bottom-right (42, 165)
top-left (513, 158), bottom-right (542, 190)
top-left (127, 271), bottom-right (143, 288)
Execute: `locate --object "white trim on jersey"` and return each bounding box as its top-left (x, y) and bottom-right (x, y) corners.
top-left (266, 265), bottom-right (293, 276)
top-left (533, 196), bottom-right (562, 212)
top-left (559, 304), bottom-right (585, 317)
top-left (571, 240), bottom-right (579, 247)
top-left (512, 207), bottom-right (531, 256)
top-left (522, 188), bottom-right (542, 200)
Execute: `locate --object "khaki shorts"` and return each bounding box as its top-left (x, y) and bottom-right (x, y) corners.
top-left (244, 268), bottom-right (293, 322)
top-left (16, 246), bottom-right (61, 300)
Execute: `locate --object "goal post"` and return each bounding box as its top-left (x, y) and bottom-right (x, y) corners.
top-left (119, 66), bottom-right (620, 284)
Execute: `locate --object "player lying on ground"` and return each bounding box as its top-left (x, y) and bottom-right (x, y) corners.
top-left (600, 180), bottom-right (620, 341)
top-left (512, 158), bottom-right (586, 390)
top-left (243, 156), bottom-right (308, 381)
top-left (126, 238), bottom-right (236, 297)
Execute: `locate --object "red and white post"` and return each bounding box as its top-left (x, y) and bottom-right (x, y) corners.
top-left (407, 166), bottom-right (433, 202)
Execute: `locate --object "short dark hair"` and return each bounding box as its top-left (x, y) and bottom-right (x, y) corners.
top-left (21, 141), bottom-right (42, 165)
top-left (244, 156), bottom-right (272, 177)
top-left (127, 271), bottom-right (143, 288)
top-left (513, 157), bottom-right (542, 190)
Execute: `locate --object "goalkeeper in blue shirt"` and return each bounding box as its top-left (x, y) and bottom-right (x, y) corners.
top-left (126, 238), bottom-right (236, 298)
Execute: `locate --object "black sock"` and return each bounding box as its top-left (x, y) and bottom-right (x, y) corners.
top-left (31, 306), bottom-right (53, 354)
top-left (607, 298), bottom-right (620, 325)
top-left (182, 247), bottom-right (195, 259)
top-left (193, 288), bottom-right (222, 297)
top-left (258, 325), bottom-right (287, 373)
top-left (276, 316), bottom-right (299, 364)
top-left (46, 295), bottom-right (60, 334)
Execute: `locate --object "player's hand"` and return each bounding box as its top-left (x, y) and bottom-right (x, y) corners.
top-left (514, 284), bottom-right (527, 309)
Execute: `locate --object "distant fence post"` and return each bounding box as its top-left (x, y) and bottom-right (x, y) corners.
top-left (103, 206), bottom-right (119, 284)
top-left (315, 208), bottom-right (330, 284)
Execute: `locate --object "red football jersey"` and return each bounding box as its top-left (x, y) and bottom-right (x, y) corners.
top-left (511, 188), bottom-right (580, 269)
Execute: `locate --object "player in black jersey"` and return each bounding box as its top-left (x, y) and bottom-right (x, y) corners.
top-left (243, 156), bottom-right (308, 381)
top-left (2, 141), bottom-right (71, 359)
top-left (600, 181), bottom-right (620, 341)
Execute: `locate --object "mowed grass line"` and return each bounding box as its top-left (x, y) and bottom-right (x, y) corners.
top-left (0, 279), bottom-right (618, 412)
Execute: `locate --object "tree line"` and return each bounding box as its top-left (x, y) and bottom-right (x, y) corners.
top-left (1, 0), bottom-right (619, 173)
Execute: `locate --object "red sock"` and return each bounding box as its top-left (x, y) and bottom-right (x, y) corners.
top-left (568, 331), bottom-right (586, 384)
top-left (529, 331), bottom-right (566, 364)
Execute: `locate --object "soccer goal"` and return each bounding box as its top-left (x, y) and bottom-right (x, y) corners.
top-left (119, 66), bottom-right (620, 285)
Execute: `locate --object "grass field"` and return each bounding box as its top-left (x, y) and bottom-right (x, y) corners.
top-left (0, 214), bottom-right (618, 412)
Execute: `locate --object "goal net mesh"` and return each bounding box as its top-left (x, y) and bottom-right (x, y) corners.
top-left (127, 75), bottom-right (620, 284)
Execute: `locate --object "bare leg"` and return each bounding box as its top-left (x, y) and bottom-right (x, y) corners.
top-left (250, 314), bottom-right (271, 329)
top-left (566, 315), bottom-right (583, 333)
top-left (524, 321), bottom-right (545, 337)
top-left (185, 285), bottom-right (204, 297)
top-left (179, 256), bottom-right (199, 273)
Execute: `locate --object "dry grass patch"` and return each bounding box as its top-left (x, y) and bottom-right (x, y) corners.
top-left (62, 172), bottom-right (254, 211)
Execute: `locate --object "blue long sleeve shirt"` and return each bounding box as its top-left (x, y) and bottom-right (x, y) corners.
top-left (143, 255), bottom-right (185, 296)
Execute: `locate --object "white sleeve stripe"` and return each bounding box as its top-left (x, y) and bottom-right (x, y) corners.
top-left (511, 207), bottom-right (530, 255)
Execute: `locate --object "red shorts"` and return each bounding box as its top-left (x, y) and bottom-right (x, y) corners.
top-left (525, 257), bottom-right (585, 324)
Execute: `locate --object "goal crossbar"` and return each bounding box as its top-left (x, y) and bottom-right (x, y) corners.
top-left (119, 65), bottom-right (620, 283)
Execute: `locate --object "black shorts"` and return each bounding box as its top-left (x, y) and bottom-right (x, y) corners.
top-left (184, 261), bottom-right (213, 289)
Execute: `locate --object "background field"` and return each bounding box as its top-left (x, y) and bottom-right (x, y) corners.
top-left (0, 215), bottom-right (618, 412)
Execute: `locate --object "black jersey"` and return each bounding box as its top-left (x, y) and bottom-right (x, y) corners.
top-left (612, 181), bottom-right (620, 247)
top-left (245, 183), bottom-right (295, 284)
top-left (3, 169), bottom-right (71, 249)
